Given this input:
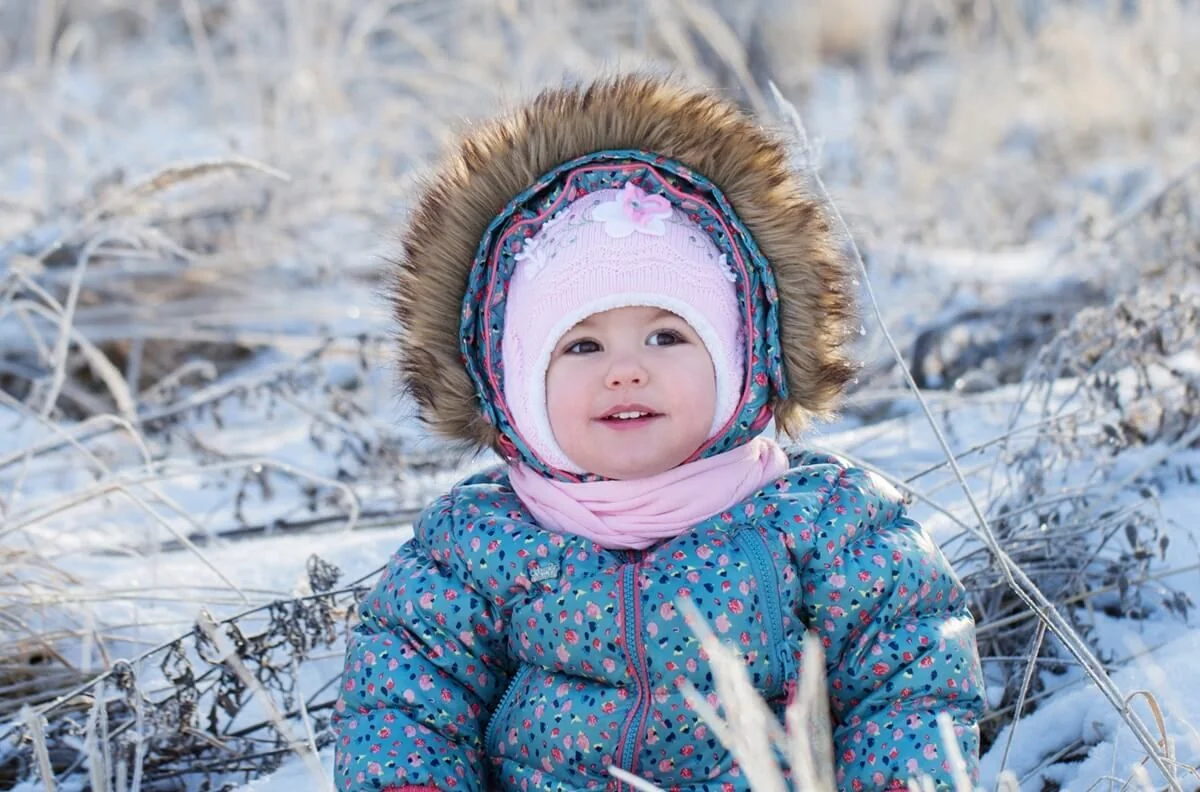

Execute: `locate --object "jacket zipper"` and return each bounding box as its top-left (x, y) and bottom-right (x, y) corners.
top-left (731, 527), bottom-right (792, 687)
top-left (484, 663), bottom-right (533, 751)
top-left (614, 550), bottom-right (650, 789)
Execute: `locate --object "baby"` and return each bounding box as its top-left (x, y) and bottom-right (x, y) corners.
top-left (333, 73), bottom-right (984, 792)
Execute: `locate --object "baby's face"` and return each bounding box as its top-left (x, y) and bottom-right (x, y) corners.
top-left (545, 306), bottom-right (716, 480)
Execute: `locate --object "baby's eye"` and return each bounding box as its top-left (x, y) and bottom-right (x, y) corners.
top-left (647, 330), bottom-right (683, 347)
top-left (564, 339), bottom-right (601, 355)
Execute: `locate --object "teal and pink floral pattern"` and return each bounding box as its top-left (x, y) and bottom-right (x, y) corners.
top-left (332, 451), bottom-right (984, 791)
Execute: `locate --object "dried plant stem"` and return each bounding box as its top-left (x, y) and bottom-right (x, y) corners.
top-left (767, 82), bottom-right (1183, 791)
top-left (38, 232), bottom-right (135, 421)
top-left (1, 345), bottom-right (336, 467)
top-left (25, 158), bottom-right (293, 263)
top-left (784, 631), bottom-right (835, 791)
top-left (676, 598), bottom-right (817, 792)
top-left (1107, 421), bottom-right (1200, 496)
top-left (0, 392), bottom-right (252, 604)
top-left (902, 406), bottom-right (1090, 485)
top-left (0, 390), bottom-right (170, 521)
top-left (20, 704), bottom-right (57, 792)
top-left (180, 0), bottom-right (222, 103)
top-left (9, 300), bottom-right (136, 421)
top-left (936, 712), bottom-right (975, 792)
top-left (195, 609), bottom-right (331, 791)
top-left (129, 683), bottom-right (146, 792)
top-left (681, 597), bottom-right (792, 787)
top-left (0, 569), bottom-right (377, 750)
top-left (1, 455), bottom-right (361, 542)
top-left (668, 601), bottom-right (1023, 791)
top-left (975, 561), bottom-right (1200, 641)
top-left (1125, 635), bottom-right (1200, 766)
top-left (1095, 159), bottom-right (1200, 246)
top-left (0, 411), bottom-right (154, 475)
top-left (999, 620), bottom-right (1045, 776)
top-left (84, 681), bottom-right (108, 792)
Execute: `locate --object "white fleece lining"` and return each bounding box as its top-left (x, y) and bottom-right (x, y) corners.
top-left (526, 293), bottom-right (736, 473)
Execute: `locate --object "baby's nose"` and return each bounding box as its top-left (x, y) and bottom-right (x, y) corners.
top-left (607, 373), bottom-right (643, 387)
top-left (606, 359), bottom-right (647, 388)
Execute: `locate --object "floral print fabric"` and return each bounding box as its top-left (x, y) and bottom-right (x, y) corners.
top-left (332, 451), bottom-right (984, 791)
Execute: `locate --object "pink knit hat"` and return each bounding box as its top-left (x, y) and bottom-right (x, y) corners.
top-left (501, 183), bottom-right (744, 473)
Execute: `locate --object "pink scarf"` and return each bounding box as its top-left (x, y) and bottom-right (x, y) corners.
top-left (507, 436), bottom-right (790, 550)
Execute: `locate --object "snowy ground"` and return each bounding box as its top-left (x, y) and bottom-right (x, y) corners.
top-left (2, 1), bottom-right (1198, 790)
top-left (4, 350), bottom-right (1197, 791)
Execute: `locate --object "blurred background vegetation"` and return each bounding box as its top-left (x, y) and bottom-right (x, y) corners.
top-left (1, 1), bottom-right (1197, 789)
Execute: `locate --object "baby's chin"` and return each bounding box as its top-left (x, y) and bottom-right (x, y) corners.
top-left (577, 447), bottom-right (699, 480)
top-left (592, 461), bottom-right (676, 480)
top-left (553, 420), bottom-right (711, 479)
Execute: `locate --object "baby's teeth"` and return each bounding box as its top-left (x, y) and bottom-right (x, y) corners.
top-left (613, 411), bottom-right (647, 419)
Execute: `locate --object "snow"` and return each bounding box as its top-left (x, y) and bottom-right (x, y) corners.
top-left (2, 4), bottom-right (1198, 790)
top-left (978, 469), bottom-right (1200, 789)
top-left (982, 630), bottom-right (1200, 790)
top-left (9, 369), bottom-right (1196, 791)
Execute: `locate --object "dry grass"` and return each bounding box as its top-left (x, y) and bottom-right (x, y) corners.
top-left (614, 602), bottom-right (1022, 792)
top-left (1, 0), bottom-right (1199, 789)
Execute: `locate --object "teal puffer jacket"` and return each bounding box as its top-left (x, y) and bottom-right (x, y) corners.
top-left (332, 450), bottom-right (984, 791)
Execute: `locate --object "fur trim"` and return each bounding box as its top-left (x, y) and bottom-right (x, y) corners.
top-left (391, 72), bottom-right (858, 452)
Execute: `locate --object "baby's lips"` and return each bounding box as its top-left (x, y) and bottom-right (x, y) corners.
top-left (598, 403), bottom-right (660, 419)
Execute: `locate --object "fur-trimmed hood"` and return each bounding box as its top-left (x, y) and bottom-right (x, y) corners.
top-left (391, 72), bottom-right (857, 455)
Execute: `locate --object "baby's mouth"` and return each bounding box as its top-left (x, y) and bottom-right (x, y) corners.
top-left (596, 406), bottom-right (663, 425)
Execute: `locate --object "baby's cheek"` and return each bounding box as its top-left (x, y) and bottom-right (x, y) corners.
top-left (545, 371), bottom-right (592, 445)
top-left (666, 355), bottom-right (717, 425)
top-left (547, 405), bottom-right (578, 447)
top-left (546, 381), bottom-right (577, 425)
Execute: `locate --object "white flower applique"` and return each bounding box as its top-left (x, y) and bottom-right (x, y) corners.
top-left (515, 207), bottom-right (578, 280)
top-left (513, 236), bottom-right (550, 280)
top-left (591, 182), bottom-right (673, 238)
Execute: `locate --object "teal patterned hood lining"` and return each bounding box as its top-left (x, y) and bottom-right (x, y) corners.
top-left (459, 150), bottom-right (789, 481)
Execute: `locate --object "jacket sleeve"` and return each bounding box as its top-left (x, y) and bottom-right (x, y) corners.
top-left (332, 493), bottom-right (509, 791)
top-left (804, 467), bottom-right (985, 791)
